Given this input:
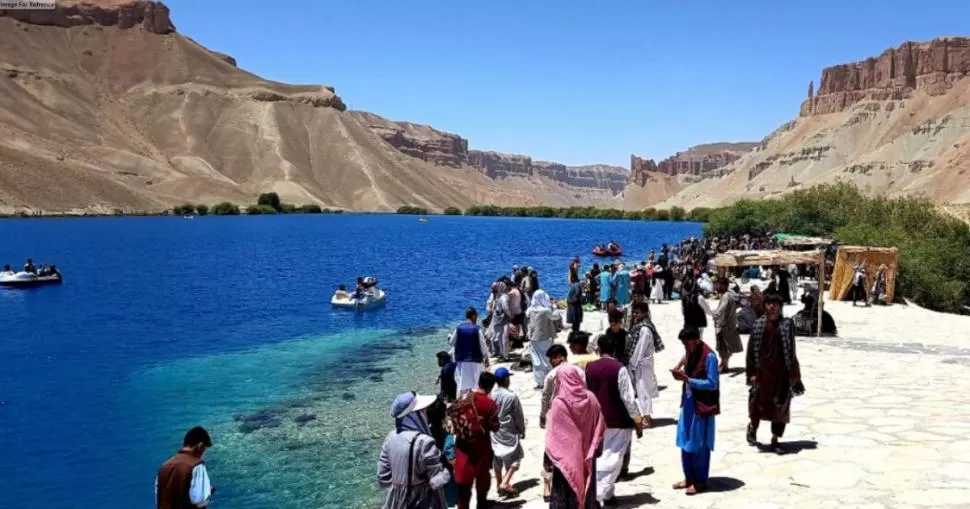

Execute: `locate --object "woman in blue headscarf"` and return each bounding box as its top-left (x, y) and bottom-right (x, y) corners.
top-left (378, 392), bottom-right (450, 509)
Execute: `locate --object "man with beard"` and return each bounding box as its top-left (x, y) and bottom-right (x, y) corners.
top-left (746, 293), bottom-right (805, 453)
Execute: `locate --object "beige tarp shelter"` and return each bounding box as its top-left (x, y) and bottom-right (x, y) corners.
top-left (714, 249), bottom-right (825, 268)
top-left (828, 246), bottom-right (899, 302)
top-left (776, 234), bottom-right (833, 248)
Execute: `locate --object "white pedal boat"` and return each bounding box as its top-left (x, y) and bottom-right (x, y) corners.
top-left (0, 271), bottom-right (63, 288)
top-left (331, 289), bottom-right (386, 310)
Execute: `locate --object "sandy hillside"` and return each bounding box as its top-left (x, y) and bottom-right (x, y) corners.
top-left (0, 3), bottom-right (540, 213)
top-left (658, 38), bottom-right (970, 208)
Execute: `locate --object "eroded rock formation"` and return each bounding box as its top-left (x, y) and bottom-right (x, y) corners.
top-left (351, 112), bottom-right (469, 168)
top-left (1, 0), bottom-right (175, 34)
top-left (801, 37), bottom-right (970, 116)
top-left (629, 142), bottom-right (758, 187)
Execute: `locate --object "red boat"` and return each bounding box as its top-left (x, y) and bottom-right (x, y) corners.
top-left (592, 243), bottom-right (622, 257)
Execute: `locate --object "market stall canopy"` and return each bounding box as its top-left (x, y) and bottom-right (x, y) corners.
top-left (775, 233), bottom-right (834, 247)
top-left (829, 246), bottom-right (899, 302)
top-left (714, 249), bottom-right (825, 267)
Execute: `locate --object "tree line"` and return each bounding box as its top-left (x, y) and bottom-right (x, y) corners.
top-left (396, 204), bottom-right (712, 222)
top-left (171, 193), bottom-right (344, 216)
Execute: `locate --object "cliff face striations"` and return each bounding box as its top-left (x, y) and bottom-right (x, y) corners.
top-left (802, 37), bottom-right (970, 116)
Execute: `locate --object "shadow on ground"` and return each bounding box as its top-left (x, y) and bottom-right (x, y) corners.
top-left (511, 478), bottom-right (540, 493)
top-left (650, 417), bottom-right (678, 428)
top-left (620, 466), bottom-right (655, 481)
top-left (757, 439), bottom-right (819, 455)
top-left (614, 491), bottom-right (661, 506)
top-left (707, 476), bottom-right (746, 492)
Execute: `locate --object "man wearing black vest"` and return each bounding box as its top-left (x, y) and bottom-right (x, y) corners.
top-left (585, 335), bottom-right (644, 505)
top-left (671, 326), bottom-right (719, 495)
top-left (448, 307), bottom-right (490, 396)
top-left (155, 426), bottom-right (214, 509)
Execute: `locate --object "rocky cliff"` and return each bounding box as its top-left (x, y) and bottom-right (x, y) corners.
top-left (628, 142), bottom-right (757, 187)
top-left (350, 111), bottom-right (468, 168)
top-left (466, 151), bottom-right (627, 195)
top-left (660, 37), bottom-right (970, 208)
top-left (351, 114), bottom-right (629, 198)
top-left (801, 37), bottom-right (970, 116)
top-left (1, 0), bottom-right (175, 33)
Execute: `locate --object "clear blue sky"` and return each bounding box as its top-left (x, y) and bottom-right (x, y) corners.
top-left (167, 0), bottom-right (970, 167)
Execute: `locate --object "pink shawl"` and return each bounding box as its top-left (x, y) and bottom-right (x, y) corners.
top-left (545, 364), bottom-right (606, 509)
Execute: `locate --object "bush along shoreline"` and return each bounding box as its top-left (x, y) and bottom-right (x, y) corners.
top-left (395, 204), bottom-right (706, 222)
top-left (704, 183), bottom-right (970, 314)
top-left (174, 193), bottom-right (343, 216)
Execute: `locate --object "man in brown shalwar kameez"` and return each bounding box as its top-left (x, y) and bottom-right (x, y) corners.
top-left (745, 292), bottom-right (805, 454)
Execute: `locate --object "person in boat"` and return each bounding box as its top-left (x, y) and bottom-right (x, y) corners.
top-left (334, 284), bottom-right (351, 299)
top-left (24, 258), bottom-right (36, 274)
top-left (607, 241), bottom-right (619, 252)
top-left (1, 264), bottom-right (14, 277)
top-left (47, 264), bottom-right (60, 279)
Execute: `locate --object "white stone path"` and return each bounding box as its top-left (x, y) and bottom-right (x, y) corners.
top-left (478, 299), bottom-right (970, 509)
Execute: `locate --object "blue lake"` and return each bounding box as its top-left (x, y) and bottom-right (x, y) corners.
top-left (0, 214), bottom-right (701, 509)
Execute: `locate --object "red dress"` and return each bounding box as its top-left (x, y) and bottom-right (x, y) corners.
top-left (453, 392), bottom-right (499, 484)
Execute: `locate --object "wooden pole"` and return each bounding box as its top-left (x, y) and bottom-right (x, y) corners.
top-left (817, 249), bottom-right (825, 337)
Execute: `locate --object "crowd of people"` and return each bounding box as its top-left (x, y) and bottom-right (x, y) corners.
top-left (367, 235), bottom-right (809, 509)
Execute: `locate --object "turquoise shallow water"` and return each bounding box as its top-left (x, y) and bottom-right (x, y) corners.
top-left (0, 214), bottom-right (701, 508)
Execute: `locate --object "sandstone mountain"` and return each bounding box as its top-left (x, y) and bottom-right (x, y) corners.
top-left (0, 1), bottom-right (620, 214)
top-left (618, 142), bottom-right (758, 208)
top-left (659, 37), bottom-right (970, 209)
top-left (351, 111), bottom-right (629, 206)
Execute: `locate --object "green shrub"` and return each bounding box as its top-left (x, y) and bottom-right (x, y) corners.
top-left (257, 192), bottom-right (282, 212)
top-left (688, 207), bottom-right (712, 222)
top-left (396, 206), bottom-right (430, 215)
top-left (280, 203), bottom-right (297, 214)
top-left (443, 207), bottom-right (462, 216)
top-left (195, 204), bottom-right (209, 216)
top-left (246, 204), bottom-right (278, 215)
top-left (173, 204), bottom-right (196, 215)
top-left (641, 208), bottom-right (657, 220)
top-left (212, 202), bottom-right (240, 215)
top-left (669, 206), bottom-right (686, 221)
top-left (654, 209), bottom-right (670, 221)
top-left (298, 204), bottom-right (323, 214)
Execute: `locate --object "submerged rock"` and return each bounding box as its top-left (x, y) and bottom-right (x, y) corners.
top-left (294, 414), bottom-right (317, 426)
top-left (235, 408), bottom-right (284, 433)
top-left (341, 392), bottom-right (356, 401)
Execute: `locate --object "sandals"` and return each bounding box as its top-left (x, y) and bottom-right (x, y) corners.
top-left (685, 484), bottom-right (708, 496)
top-left (498, 486), bottom-right (519, 498)
top-left (672, 480), bottom-right (691, 490)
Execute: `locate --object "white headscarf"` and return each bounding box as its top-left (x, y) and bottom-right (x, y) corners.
top-left (530, 288), bottom-right (553, 309)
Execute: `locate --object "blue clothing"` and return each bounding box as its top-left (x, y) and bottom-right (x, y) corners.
top-left (681, 449), bottom-right (711, 484)
top-left (453, 323), bottom-right (484, 362)
top-left (615, 270), bottom-right (631, 306)
top-left (676, 352), bottom-right (719, 453)
top-left (440, 362), bottom-right (457, 400)
top-left (598, 271), bottom-right (615, 303)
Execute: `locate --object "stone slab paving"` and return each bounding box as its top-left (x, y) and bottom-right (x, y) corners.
top-left (476, 299), bottom-right (970, 509)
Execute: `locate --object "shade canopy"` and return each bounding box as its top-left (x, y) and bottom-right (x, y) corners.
top-left (714, 249), bottom-right (825, 267)
top-left (775, 233), bottom-right (833, 247)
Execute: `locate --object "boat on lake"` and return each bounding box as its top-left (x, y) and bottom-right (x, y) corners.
top-left (0, 271), bottom-right (63, 288)
top-left (331, 288), bottom-right (386, 310)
